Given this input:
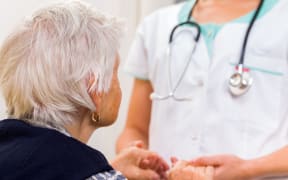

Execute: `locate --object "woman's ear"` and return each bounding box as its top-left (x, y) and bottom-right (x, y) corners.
top-left (87, 75), bottom-right (103, 109)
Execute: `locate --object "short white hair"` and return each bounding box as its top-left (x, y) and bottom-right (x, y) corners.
top-left (0, 1), bottom-right (123, 128)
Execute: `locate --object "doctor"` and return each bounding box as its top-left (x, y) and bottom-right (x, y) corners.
top-left (117, 0), bottom-right (288, 179)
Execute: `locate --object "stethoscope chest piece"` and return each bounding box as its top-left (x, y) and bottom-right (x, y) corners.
top-left (229, 70), bottom-right (253, 96)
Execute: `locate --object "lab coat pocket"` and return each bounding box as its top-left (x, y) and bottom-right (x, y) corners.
top-left (228, 55), bottom-right (287, 158)
top-left (229, 54), bottom-right (287, 131)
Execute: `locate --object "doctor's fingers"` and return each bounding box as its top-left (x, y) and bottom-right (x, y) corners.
top-left (138, 151), bottom-right (169, 172)
top-left (191, 166), bottom-right (214, 180)
top-left (168, 166), bottom-right (213, 180)
top-left (190, 156), bottom-right (223, 167)
top-left (204, 166), bottom-right (214, 180)
top-left (186, 166), bottom-right (210, 180)
top-left (129, 140), bottom-right (145, 148)
top-left (187, 166), bottom-right (215, 180)
top-left (168, 166), bottom-right (197, 180)
top-left (171, 160), bottom-right (190, 169)
top-left (139, 157), bottom-right (169, 178)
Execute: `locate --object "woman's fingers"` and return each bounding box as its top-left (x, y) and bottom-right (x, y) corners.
top-left (133, 168), bottom-right (161, 180)
top-left (139, 156), bottom-right (169, 179)
top-left (139, 151), bottom-right (169, 171)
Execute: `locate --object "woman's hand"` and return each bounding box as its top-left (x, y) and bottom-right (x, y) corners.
top-left (168, 157), bottom-right (214, 180)
top-left (111, 140), bottom-right (169, 180)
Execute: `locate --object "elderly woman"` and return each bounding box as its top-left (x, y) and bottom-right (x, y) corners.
top-left (0, 1), bottom-right (169, 179)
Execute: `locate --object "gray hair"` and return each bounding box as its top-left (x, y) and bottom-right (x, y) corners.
top-left (0, 1), bottom-right (123, 128)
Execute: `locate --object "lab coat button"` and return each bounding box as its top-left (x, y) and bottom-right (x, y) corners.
top-left (191, 136), bottom-right (198, 141)
top-left (196, 79), bottom-right (204, 86)
top-left (198, 80), bottom-right (204, 86)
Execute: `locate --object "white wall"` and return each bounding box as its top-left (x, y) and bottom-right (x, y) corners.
top-left (0, 0), bottom-right (58, 119)
top-left (0, 0), bottom-right (174, 160)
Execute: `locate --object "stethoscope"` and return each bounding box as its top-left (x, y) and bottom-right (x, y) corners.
top-left (150, 0), bottom-right (264, 101)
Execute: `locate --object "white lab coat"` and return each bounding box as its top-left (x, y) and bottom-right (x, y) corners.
top-left (125, 1), bottom-right (288, 179)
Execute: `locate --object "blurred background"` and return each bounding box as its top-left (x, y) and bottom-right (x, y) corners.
top-left (0, 0), bottom-right (185, 160)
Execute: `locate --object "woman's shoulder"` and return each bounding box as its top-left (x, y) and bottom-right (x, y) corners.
top-left (0, 119), bottom-right (114, 179)
top-left (28, 126), bottom-right (114, 179)
top-left (36, 127), bottom-right (112, 168)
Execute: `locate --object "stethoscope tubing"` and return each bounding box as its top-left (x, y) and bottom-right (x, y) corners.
top-left (151, 0), bottom-right (264, 100)
top-left (151, 29), bottom-right (198, 102)
top-left (239, 0), bottom-right (264, 66)
top-left (169, 21), bottom-right (201, 43)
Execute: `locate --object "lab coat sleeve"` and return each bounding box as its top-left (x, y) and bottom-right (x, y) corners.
top-left (124, 24), bottom-right (150, 80)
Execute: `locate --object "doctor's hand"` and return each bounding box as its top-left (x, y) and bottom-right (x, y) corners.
top-left (111, 140), bottom-right (169, 180)
top-left (191, 154), bottom-right (251, 180)
top-left (168, 157), bottom-right (214, 180)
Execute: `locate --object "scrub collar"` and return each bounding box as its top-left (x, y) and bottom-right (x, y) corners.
top-left (178, 0), bottom-right (279, 25)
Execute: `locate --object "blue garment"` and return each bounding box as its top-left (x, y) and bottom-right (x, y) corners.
top-left (0, 119), bottom-right (114, 180)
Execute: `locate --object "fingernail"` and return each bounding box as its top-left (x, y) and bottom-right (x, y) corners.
top-left (152, 175), bottom-right (160, 180)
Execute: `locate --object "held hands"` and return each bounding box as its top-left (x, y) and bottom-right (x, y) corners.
top-left (113, 141), bottom-right (248, 180)
top-left (168, 155), bottom-right (249, 180)
top-left (111, 140), bottom-right (169, 180)
top-left (168, 157), bottom-right (214, 180)
top-left (112, 141), bottom-right (212, 180)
